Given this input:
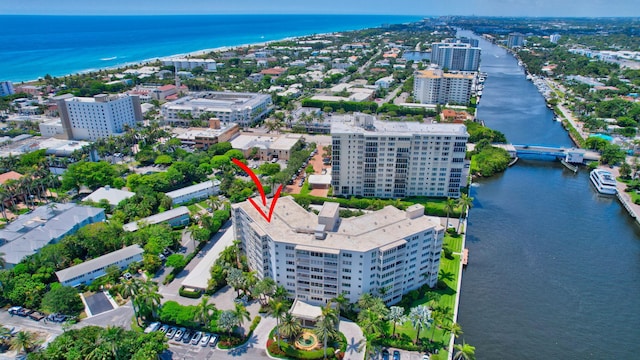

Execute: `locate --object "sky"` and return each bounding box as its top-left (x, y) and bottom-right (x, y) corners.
top-left (0, 0), bottom-right (637, 17)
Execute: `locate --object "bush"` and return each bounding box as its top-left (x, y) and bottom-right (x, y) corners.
top-left (249, 316), bottom-right (261, 332)
top-left (178, 286), bottom-right (202, 299)
top-left (41, 286), bottom-right (85, 316)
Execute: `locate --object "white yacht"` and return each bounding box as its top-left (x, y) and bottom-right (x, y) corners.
top-left (590, 169), bottom-right (618, 195)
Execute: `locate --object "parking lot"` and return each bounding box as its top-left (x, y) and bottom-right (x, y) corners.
top-left (84, 292), bottom-right (114, 316)
top-left (370, 348), bottom-right (430, 360)
top-left (162, 338), bottom-right (220, 360)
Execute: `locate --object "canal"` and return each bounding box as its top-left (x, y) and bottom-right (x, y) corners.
top-left (456, 30), bottom-right (640, 359)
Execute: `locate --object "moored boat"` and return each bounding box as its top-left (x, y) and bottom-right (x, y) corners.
top-left (590, 169), bottom-right (617, 195)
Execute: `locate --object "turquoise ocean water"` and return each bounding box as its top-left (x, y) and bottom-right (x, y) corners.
top-left (0, 15), bottom-right (422, 83)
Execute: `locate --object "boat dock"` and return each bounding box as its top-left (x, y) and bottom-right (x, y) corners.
top-left (462, 248), bottom-right (469, 266)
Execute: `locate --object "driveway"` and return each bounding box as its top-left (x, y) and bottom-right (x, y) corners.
top-left (339, 318), bottom-right (365, 360)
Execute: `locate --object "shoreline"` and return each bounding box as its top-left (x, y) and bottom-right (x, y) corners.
top-left (18, 36), bottom-right (300, 85)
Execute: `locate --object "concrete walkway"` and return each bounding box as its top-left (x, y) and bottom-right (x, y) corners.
top-left (339, 318), bottom-right (365, 360)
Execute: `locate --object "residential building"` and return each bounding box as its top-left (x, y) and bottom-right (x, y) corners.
top-left (123, 206), bottom-right (190, 232)
top-left (550, 34), bottom-right (561, 44)
top-left (165, 181), bottom-right (221, 206)
top-left (450, 37), bottom-right (479, 47)
top-left (230, 134), bottom-right (303, 161)
top-left (55, 245), bottom-right (144, 287)
top-left (413, 68), bottom-right (474, 105)
top-left (56, 94), bottom-right (143, 141)
top-left (507, 33), bottom-right (525, 48)
top-left (161, 58), bottom-right (218, 72)
top-left (0, 203), bottom-right (105, 267)
top-left (0, 81), bottom-right (14, 97)
top-left (233, 197), bottom-right (445, 305)
top-left (174, 119), bottom-right (239, 149)
top-left (82, 186), bottom-right (135, 208)
top-left (38, 119), bottom-right (65, 138)
top-left (161, 92), bottom-right (272, 127)
top-left (430, 42), bottom-right (481, 71)
top-left (331, 113), bottom-right (469, 199)
top-left (375, 76), bottom-right (395, 89)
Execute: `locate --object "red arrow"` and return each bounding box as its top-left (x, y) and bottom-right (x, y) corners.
top-left (232, 158), bottom-right (283, 223)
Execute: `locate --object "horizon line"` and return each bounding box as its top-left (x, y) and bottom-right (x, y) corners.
top-left (0, 14), bottom-right (637, 19)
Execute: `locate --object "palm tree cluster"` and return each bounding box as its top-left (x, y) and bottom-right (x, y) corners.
top-left (119, 278), bottom-right (163, 326)
top-left (0, 164), bottom-right (60, 221)
top-left (443, 194), bottom-right (474, 234)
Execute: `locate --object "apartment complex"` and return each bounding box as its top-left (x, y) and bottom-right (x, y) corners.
top-left (55, 245), bottom-right (144, 287)
top-left (230, 133), bottom-right (304, 161)
top-left (507, 33), bottom-right (525, 48)
top-left (0, 81), bottom-right (14, 97)
top-left (165, 180), bottom-right (220, 205)
top-left (233, 197), bottom-right (445, 305)
top-left (430, 41), bottom-right (481, 72)
top-left (161, 91), bottom-right (272, 127)
top-left (174, 118), bottom-right (240, 149)
top-left (56, 94), bottom-right (142, 141)
top-left (0, 203), bottom-right (106, 267)
top-left (123, 206), bottom-right (190, 232)
top-left (413, 68), bottom-right (474, 105)
top-left (161, 58), bottom-right (218, 72)
top-left (331, 113), bottom-right (469, 199)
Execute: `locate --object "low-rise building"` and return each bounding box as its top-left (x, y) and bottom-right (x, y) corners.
top-left (0, 203), bottom-right (106, 267)
top-left (233, 197), bottom-right (444, 305)
top-left (165, 181), bottom-right (220, 206)
top-left (161, 92), bottom-right (272, 127)
top-left (55, 245), bottom-right (144, 287)
top-left (230, 134), bottom-right (304, 161)
top-left (123, 206), bottom-right (190, 232)
top-left (82, 186), bottom-right (135, 208)
top-left (162, 58), bottom-right (218, 72)
top-left (174, 119), bottom-right (239, 149)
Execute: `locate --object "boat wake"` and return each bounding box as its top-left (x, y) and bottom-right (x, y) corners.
top-left (100, 56), bottom-right (117, 61)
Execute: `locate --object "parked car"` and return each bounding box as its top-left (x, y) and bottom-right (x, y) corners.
top-left (182, 330), bottom-right (193, 343)
top-left (200, 333), bottom-right (211, 347)
top-left (29, 311), bottom-right (45, 321)
top-left (166, 327), bottom-right (177, 338)
top-left (144, 322), bottom-right (161, 333)
top-left (393, 350), bottom-right (401, 360)
top-left (123, 272), bottom-right (133, 280)
top-left (382, 349), bottom-right (390, 360)
top-left (159, 325), bottom-right (169, 334)
top-left (17, 308), bottom-right (34, 317)
top-left (422, 355), bottom-right (430, 360)
top-left (191, 331), bottom-right (202, 345)
top-left (46, 313), bottom-right (67, 323)
top-left (8, 306), bottom-right (22, 315)
top-left (173, 328), bottom-right (185, 341)
top-left (209, 334), bottom-right (219, 347)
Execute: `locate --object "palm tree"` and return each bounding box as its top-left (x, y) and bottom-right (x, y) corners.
top-left (267, 299), bottom-right (287, 350)
top-left (120, 278), bottom-right (142, 324)
top-left (331, 292), bottom-right (350, 316)
top-left (387, 306), bottom-right (404, 338)
top-left (447, 322), bottom-right (463, 339)
top-left (456, 194), bottom-right (473, 233)
top-left (453, 340), bottom-right (476, 360)
top-left (407, 305), bottom-right (432, 344)
top-left (444, 197), bottom-right (456, 230)
top-left (0, 252), bottom-right (6, 269)
top-left (207, 196), bottom-right (222, 211)
top-left (233, 302), bottom-right (251, 329)
top-left (314, 316), bottom-right (338, 360)
top-left (194, 296), bottom-right (217, 326)
top-left (358, 308), bottom-right (385, 338)
top-left (10, 331), bottom-right (37, 354)
top-left (279, 312), bottom-right (302, 340)
top-left (357, 293), bottom-right (375, 311)
top-left (137, 283), bottom-right (163, 320)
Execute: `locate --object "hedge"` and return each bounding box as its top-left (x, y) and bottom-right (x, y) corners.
top-left (178, 286), bottom-right (202, 299)
top-left (249, 316), bottom-right (261, 332)
top-left (268, 339), bottom-right (337, 360)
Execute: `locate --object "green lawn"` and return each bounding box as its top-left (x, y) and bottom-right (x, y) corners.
top-left (617, 177), bottom-right (640, 203)
top-left (299, 179), bottom-right (311, 196)
top-left (187, 204), bottom-right (200, 214)
top-left (382, 253), bottom-right (461, 357)
top-left (444, 233), bottom-right (464, 253)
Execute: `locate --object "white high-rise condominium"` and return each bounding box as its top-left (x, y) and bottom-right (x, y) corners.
top-left (331, 113), bottom-right (469, 199)
top-left (431, 42), bottom-right (481, 71)
top-left (413, 68), bottom-right (474, 105)
top-left (57, 94), bottom-right (142, 141)
top-left (233, 197), bottom-right (445, 305)
top-left (0, 81), bottom-right (15, 97)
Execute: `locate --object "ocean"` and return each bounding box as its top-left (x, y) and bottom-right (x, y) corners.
top-left (0, 15), bottom-right (422, 83)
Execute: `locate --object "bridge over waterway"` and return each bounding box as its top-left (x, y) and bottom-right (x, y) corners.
top-left (491, 144), bottom-right (601, 163)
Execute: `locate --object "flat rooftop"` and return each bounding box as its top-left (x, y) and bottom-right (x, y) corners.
top-left (331, 113), bottom-right (467, 136)
top-left (231, 134), bottom-right (302, 151)
top-left (55, 245), bottom-right (144, 283)
top-left (234, 196), bottom-right (443, 253)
